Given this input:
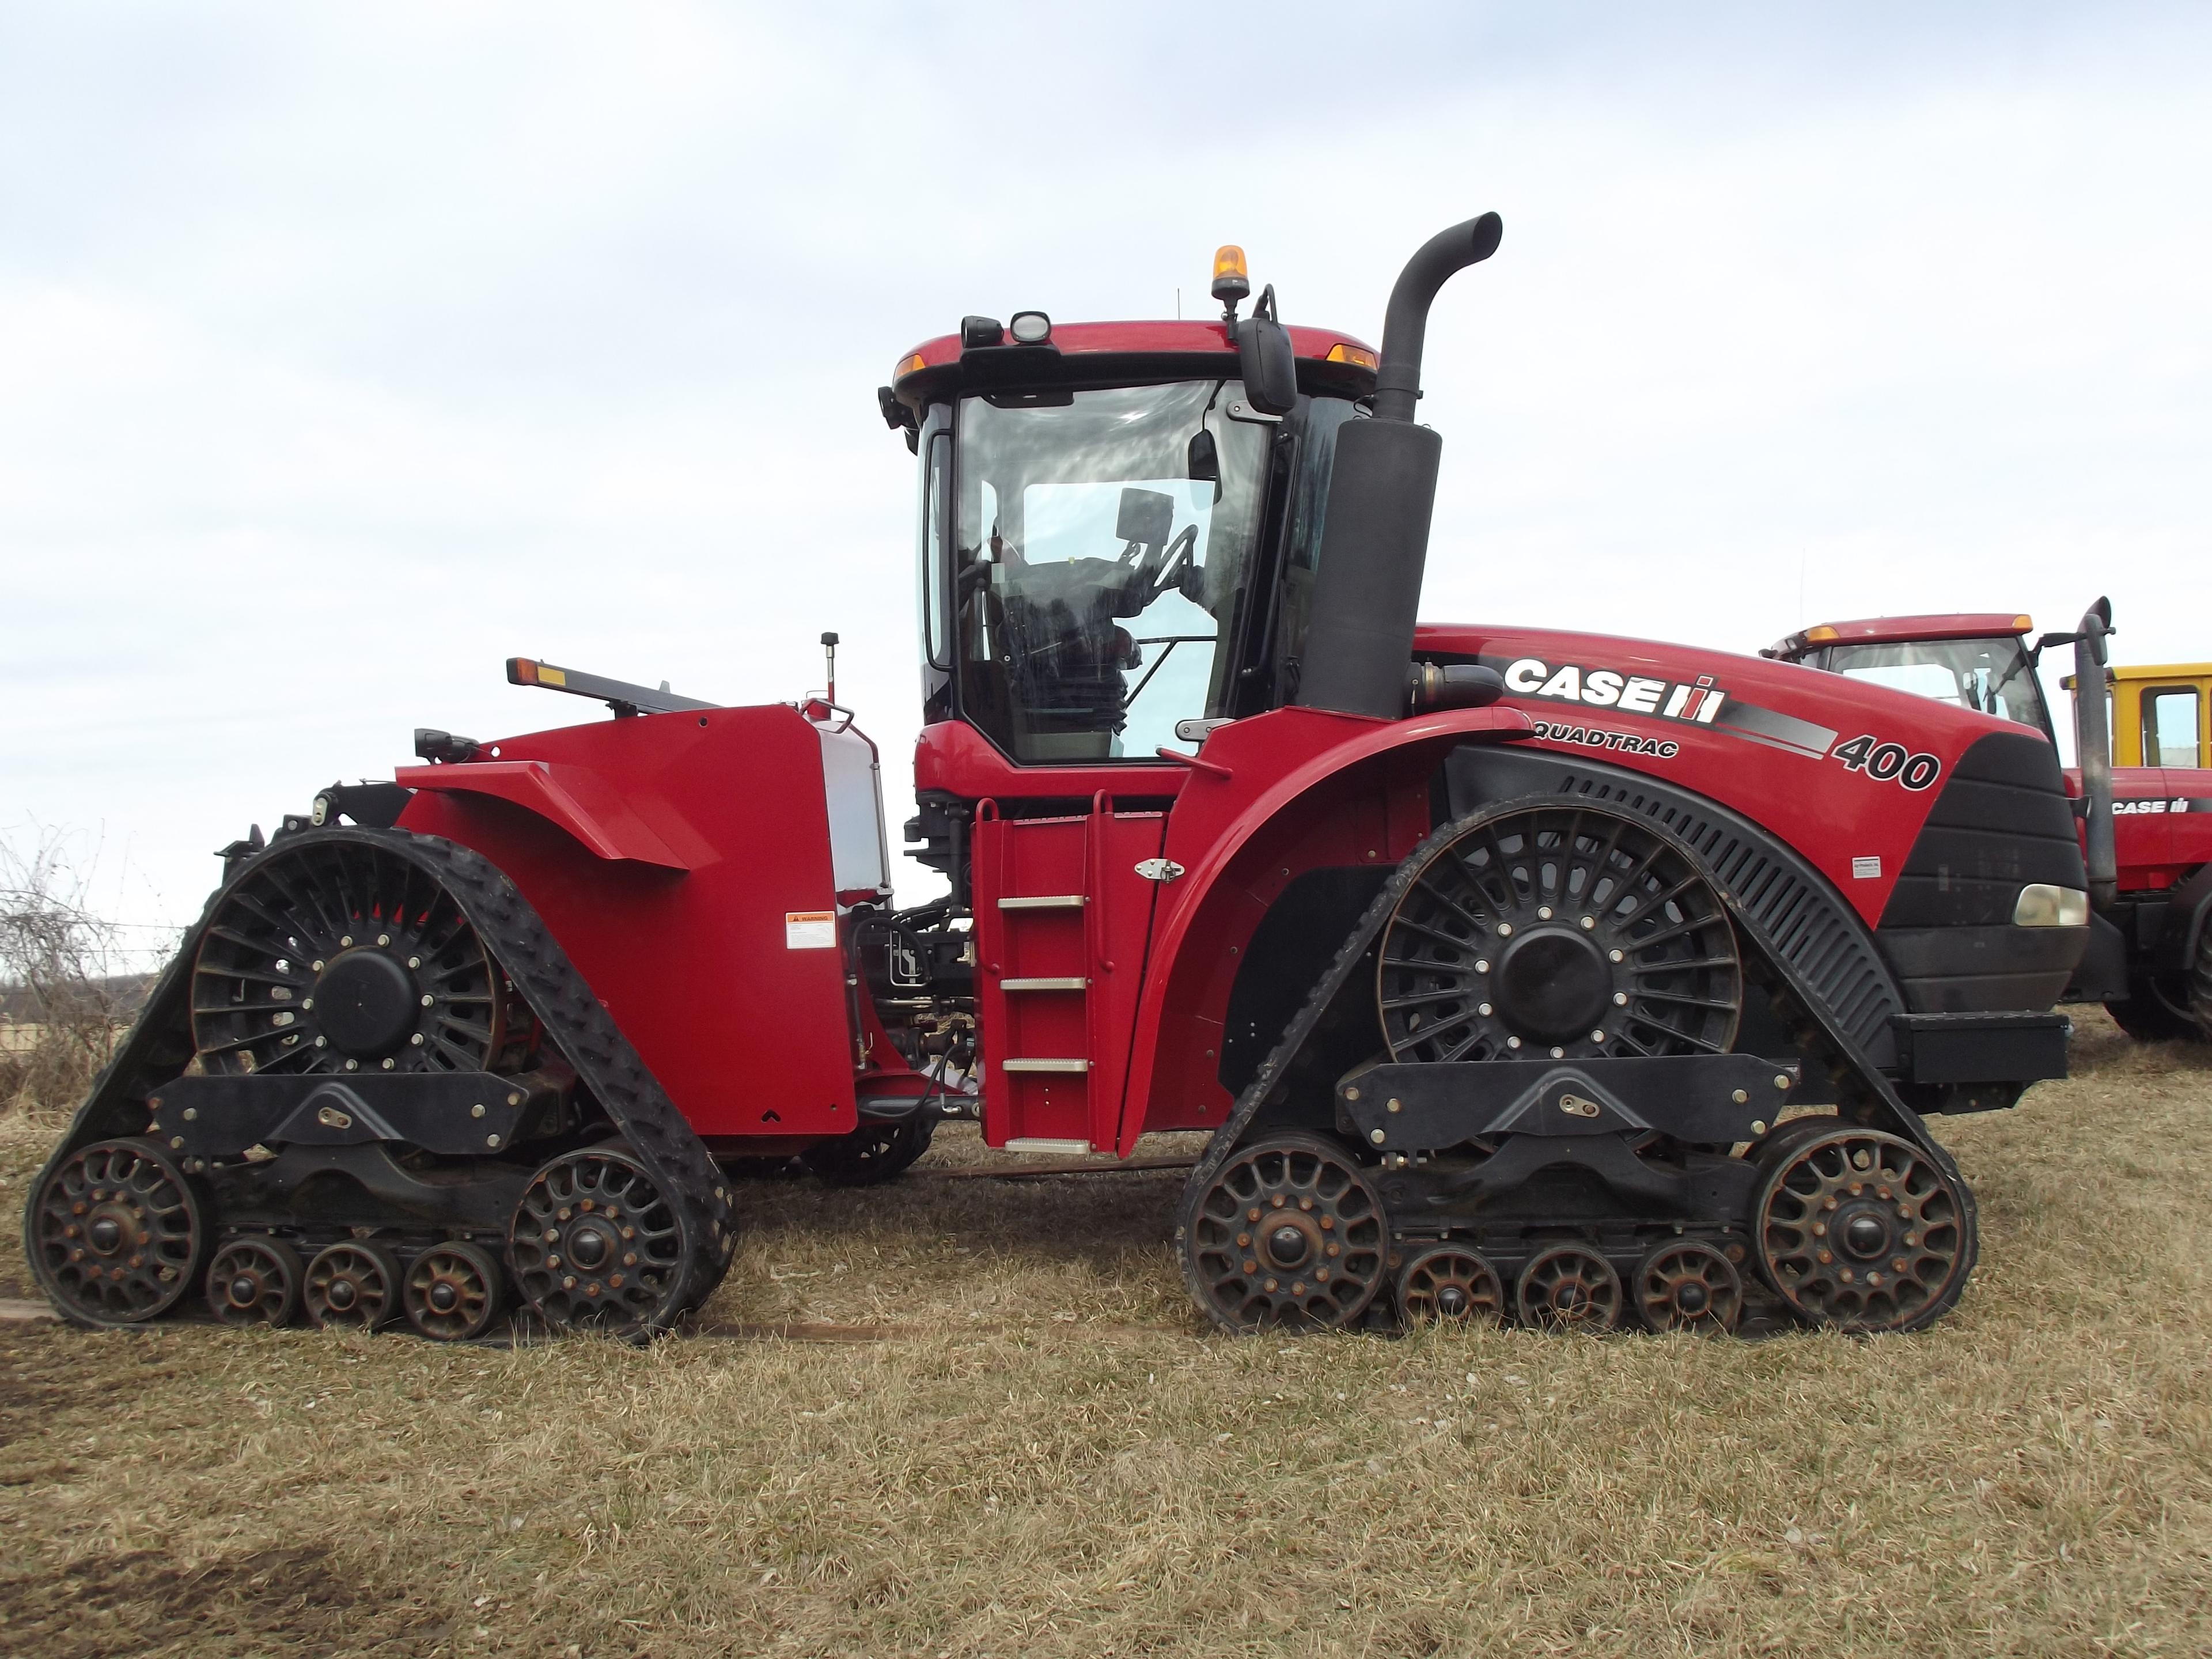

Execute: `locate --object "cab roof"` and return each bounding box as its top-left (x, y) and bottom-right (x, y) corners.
top-left (884, 318), bottom-right (1379, 414)
top-left (1763, 612), bottom-right (2034, 660)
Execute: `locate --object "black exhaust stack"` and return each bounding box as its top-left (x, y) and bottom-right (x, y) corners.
top-left (1295, 214), bottom-right (1504, 719)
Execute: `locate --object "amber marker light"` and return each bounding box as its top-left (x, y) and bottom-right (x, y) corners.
top-left (2014, 615), bottom-right (2035, 632)
top-left (893, 352), bottom-right (926, 378)
top-left (1325, 342), bottom-right (1378, 369)
top-left (1211, 244), bottom-right (1251, 309)
top-left (506, 657), bottom-right (567, 688)
top-left (1804, 626), bottom-right (1839, 643)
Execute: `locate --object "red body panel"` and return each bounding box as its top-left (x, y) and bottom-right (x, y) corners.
top-left (1119, 704), bottom-right (1532, 1151)
top-left (387, 624), bottom-right (2051, 1160)
top-left (1414, 624), bottom-right (2021, 925)
top-left (2103, 767), bottom-right (2212, 887)
top-left (395, 704), bottom-right (866, 1145)
top-left (393, 759), bottom-right (690, 869)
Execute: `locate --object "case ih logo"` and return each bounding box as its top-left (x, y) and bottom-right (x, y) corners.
top-left (1502, 658), bottom-right (1728, 724)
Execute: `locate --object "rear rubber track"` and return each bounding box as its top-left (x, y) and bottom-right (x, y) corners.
top-left (24, 825), bottom-right (738, 1333)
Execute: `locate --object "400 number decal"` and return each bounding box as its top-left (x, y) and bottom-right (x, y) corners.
top-left (1831, 734), bottom-right (1942, 790)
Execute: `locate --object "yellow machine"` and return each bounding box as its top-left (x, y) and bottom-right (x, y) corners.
top-left (2065, 662), bottom-right (2212, 769)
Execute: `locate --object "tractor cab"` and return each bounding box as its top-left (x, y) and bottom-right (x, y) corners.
top-left (1764, 613), bottom-right (2057, 743)
top-left (879, 251), bottom-right (1381, 765)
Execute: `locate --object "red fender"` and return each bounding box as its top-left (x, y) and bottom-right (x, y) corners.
top-left (1118, 703), bottom-right (1533, 1153)
top-left (394, 759), bottom-right (689, 870)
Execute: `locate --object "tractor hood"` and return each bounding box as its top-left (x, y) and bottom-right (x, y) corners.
top-left (1414, 622), bottom-right (2076, 926)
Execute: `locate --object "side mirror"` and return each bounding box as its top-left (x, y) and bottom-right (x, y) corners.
top-left (1236, 290), bottom-right (1298, 416)
top-left (1116, 486), bottom-right (1176, 547)
top-left (1186, 429), bottom-right (1218, 483)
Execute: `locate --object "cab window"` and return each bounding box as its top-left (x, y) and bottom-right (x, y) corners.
top-left (2143, 685), bottom-right (2204, 768)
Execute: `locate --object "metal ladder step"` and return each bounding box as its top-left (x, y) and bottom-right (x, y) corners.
top-left (1001, 1058), bottom-right (1091, 1074)
top-left (998, 895), bottom-right (1087, 911)
top-left (1001, 976), bottom-right (1089, 992)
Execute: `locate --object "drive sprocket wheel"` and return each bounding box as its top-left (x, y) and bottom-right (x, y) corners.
top-left (28, 1139), bottom-right (206, 1325)
top-left (205, 1237), bottom-right (304, 1327)
top-left (509, 1146), bottom-right (690, 1335)
top-left (191, 837), bottom-right (520, 1078)
top-left (404, 1241), bottom-right (504, 1342)
top-left (1397, 1245), bottom-right (1505, 1327)
top-left (1754, 1127), bottom-right (1972, 1332)
top-left (1516, 1244), bottom-right (1622, 1330)
top-left (799, 1112), bottom-right (935, 1187)
top-left (1378, 801), bottom-right (1741, 1067)
top-left (1632, 1238), bottom-right (1742, 1334)
top-left (1181, 1132), bottom-right (1389, 1331)
top-left (304, 1241), bottom-right (402, 1328)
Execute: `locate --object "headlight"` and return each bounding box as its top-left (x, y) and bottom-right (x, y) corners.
top-left (2013, 884), bottom-right (2089, 927)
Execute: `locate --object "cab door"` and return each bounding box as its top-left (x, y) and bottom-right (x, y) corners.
top-left (2140, 683), bottom-right (2209, 771)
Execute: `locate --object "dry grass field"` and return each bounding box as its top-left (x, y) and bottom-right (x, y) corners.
top-left (1, 1009), bottom-right (2208, 1658)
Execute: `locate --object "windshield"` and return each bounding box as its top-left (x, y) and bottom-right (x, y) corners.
top-left (951, 381), bottom-right (1270, 763)
top-left (1824, 637), bottom-right (2053, 738)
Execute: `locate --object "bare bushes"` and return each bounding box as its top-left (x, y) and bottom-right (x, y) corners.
top-left (0, 832), bottom-right (158, 1115)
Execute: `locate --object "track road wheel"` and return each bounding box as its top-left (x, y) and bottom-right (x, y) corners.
top-left (305, 1242), bottom-right (402, 1329)
top-left (1181, 1132), bottom-right (1389, 1331)
top-left (1397, 1245), bottom-right (1505, 1327)
top-left (404, 1241), bottom-right (504, 1341)
top-left (1633, 1240), bottom-right (1742, 1334)
top-left (800, 1112), bottom-right (935, 1188)
top-left (509, 1146), bottom-right (690, 1336)
top-left (205, 1238), bottom-right (304, 1327)
top-left (1755, 1127), bottom-right (1972, 1332)
top-left (1516, 1245), bottom-right (1622, 1331)
top-left (29, 1139), bottom-right (206, 1326)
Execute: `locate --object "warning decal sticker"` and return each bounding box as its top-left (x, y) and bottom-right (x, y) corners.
top-left (785, 911), bottom-right (837, 950)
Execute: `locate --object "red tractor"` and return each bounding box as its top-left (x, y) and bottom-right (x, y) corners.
top-left (1764, 608), bottom-right (2212, 1040)
top-left (28, 219), bottom-right (2091, 1340)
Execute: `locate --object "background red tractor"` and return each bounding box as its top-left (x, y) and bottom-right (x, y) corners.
top-left (29, 218), bottom-right (2091, 1340)
top-left (1765, 606), bottom-right (2212, 1040)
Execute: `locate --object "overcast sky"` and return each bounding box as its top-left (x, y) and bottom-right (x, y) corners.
top-left (4, 2), bottom-right (2209, 956)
